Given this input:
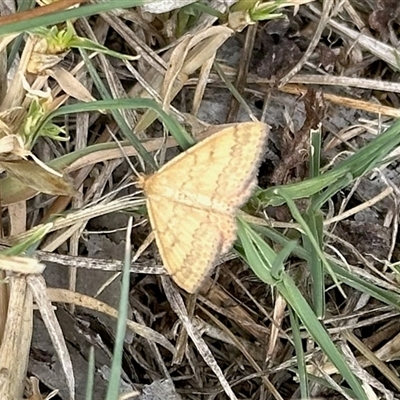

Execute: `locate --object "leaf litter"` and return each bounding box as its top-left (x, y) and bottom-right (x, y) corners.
top-left (1, 1), bottom-right (400, 399)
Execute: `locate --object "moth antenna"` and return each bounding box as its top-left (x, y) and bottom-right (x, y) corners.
top-left (105, 125), bottom-right (142, 180)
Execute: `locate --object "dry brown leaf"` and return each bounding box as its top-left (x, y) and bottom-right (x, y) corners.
top-left (47, 287), bottom-right (175, 353)
top-left (0, 276), bottom-right (33, 400)
top-left (0, 33), bottom-right (19, 53)
top-left (25, 377), bottom-right (51, 400)
top-left (0, 256), bottom-right (45, 274)
top-left (0, 135), bottom-right (18, 154)
top-left (8, 201), bottom-right (27, 238)
top-left (27, 36), bottom-right (68, 74)
top-left (133, 26), bottom-right (233, 133)
top-left (0, 159), bottom-right (76, 197)
top-left (161, 35), bottom-right (191, 109)
top-left (28, 275), bottom-right (75, 400)
top-left (0, 39), bottom-right (33, 112)
top-left (47, 67), bottom-right (95, 102)
top-left (142, 0), bottom-right (197, 13)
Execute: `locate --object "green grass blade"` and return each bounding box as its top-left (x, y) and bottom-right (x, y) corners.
top-left (273, 188), bottom-right (344, 298)
top-left (289, 307), bottom-right (309, 399)
top-left (78, 49), bottom-right (157, 170)
top-left (237, 219), bottom-right (275, 285)
top-left (85, 347), bottom-right (95, 400)
top-left (259, 118), bottom-right (400, 207)
top-left (309, 126), bottom-right (322, 179)
top-left (253, 223), bottom-right (400, 310)
top-left (257, 168), bottom-right (347, 206)
top-left (35, 98), bottom-right (192, 171)
top-left (106, 217), bottom-right (133, 400)
top-left (270, 240), bottom-right (297, 281)
top-left (303, 211), bottom-right (325, 318)
top-left (237, 219), bottom-right (367, 399)
top-left (0, 225), bottom-right (51, 256)
top-left (278, 276), bottom-right (366, 399)
top-left (0, 1), bottom-right (148, 37)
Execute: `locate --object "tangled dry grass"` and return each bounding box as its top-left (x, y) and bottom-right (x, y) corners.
top-left (1, 1), bottom-right (400, 399)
